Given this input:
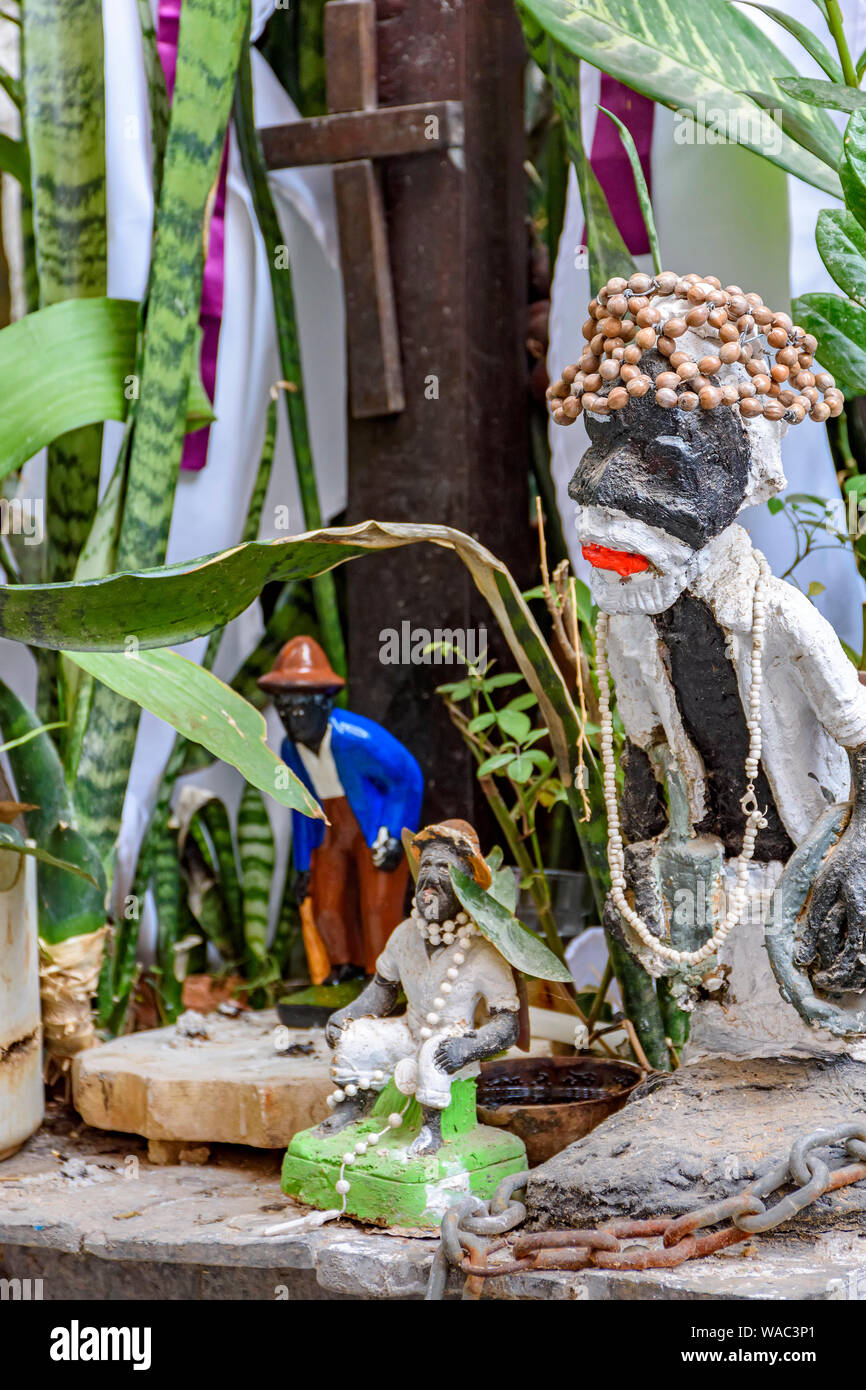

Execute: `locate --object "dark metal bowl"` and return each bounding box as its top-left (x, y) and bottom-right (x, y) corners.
top-left (477, 1055), bottom-right (644, 1166)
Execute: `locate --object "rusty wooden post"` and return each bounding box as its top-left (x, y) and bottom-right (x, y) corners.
top-left (343, 0), bottom-right (530, 825)
top-left (325, 0), bottom-right (404, 418)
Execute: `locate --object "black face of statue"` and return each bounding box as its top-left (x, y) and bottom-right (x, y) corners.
top-left (568, 352), bottom-right (752, 550)
top-left (274, 689), bottom-right (334, 751)
top-left (415, 843), bottom-right (467, 924)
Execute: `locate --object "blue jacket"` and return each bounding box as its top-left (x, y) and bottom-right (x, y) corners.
top-left (282, 709), bottom-right (424, 873)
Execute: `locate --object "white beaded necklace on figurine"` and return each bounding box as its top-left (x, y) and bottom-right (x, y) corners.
top-left (596, 552), bottom-right (771, 971)
top-left (324, 905), bottom-right (477, 1108)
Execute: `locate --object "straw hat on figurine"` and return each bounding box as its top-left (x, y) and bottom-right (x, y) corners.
top-left (408, 819), bottom-right (493, 890)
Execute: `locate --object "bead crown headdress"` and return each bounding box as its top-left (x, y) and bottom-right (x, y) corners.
top-left (548, 271), bottom-right (843, 428)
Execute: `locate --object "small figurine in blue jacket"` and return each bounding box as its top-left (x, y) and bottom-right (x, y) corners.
top-left (259, 636), bottom-right (424, 983)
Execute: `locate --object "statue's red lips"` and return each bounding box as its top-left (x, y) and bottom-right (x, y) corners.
top-left (582, 543), bottom-right (651, 576)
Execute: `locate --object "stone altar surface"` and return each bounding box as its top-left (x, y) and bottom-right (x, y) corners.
top-left (71, 1010), bottom-right (332, 1149)
top-left (526, 1055), bottom-right (866, 1232)
top-left (0, 1104), bottom-right (864, 1299)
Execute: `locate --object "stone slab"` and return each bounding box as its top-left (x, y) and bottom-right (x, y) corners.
top-left (526, 1054), bottom-right (866, 1232)
top-left (71, 1010), bottom-right (332, 1149)
top-left (0, 1102), bottom-right (865, 1299)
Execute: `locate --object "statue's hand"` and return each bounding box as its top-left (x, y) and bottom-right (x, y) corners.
top-left (371, 833), bottom-right (403, 872)
top-left (433, 1035), bottom-right (475, 1075)
top-left (797, 822), bottom-right (866, 994)
top-left (324, 1005), bottom-right (354, 1050)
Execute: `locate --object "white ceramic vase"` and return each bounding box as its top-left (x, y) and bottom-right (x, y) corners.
top-left (0, 853), bottom-right (43, 1159)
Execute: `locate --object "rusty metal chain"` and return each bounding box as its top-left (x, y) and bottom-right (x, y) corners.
top-left (425, 1121), bottom-right (866, 1299)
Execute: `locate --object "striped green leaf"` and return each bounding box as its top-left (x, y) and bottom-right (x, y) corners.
top-left (233, 38), bottom-right (346, 679)
top-left (118, 0), bottom-right (247, 574)
top-left (24, 0), bottom-right (107, 588)
top-left (518, 0), bottom-right (842, 195)
top-left (238, 783), bottom-right (275, 964)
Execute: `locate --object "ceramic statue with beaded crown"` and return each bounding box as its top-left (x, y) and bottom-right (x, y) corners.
top-left (516, 267), bottom-right (866, 1226)
top-left (280, 819), bottom-right (573, 1229)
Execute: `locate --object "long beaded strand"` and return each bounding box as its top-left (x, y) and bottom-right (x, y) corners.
top-left (596, 554), bottom-right (771, 970)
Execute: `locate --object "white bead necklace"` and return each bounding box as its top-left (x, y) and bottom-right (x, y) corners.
top-left (596, 552), bottom-right (771, 970)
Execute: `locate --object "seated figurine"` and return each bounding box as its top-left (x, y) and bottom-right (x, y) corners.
top-left (281, 819), bottom-right (571, 1227)
top-left (322, 819), bottom-right (522, 1155)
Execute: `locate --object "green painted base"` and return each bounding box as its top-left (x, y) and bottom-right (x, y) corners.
top-left (282, 1078), bottom-right (526, 1229)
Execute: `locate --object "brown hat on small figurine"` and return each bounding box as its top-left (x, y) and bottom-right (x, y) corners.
top-left (257, 635), bottom-right (346, 694)
top-left (409, 819), bottom-right (493, 890)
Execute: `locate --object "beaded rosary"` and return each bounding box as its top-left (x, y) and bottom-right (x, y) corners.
top-left (547, 271), bottom-right (844, 427)
top-left (595, 553), bottom-right (772, 975)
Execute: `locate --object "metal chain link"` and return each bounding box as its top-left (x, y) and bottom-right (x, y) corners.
top-left (425, 1121), bottom-right (866, 1299)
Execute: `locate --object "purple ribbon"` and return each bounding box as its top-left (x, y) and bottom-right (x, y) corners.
top-left (157, 0), bottom-right (229, 470)
top-left (586, 75), bottom-right (655, 256)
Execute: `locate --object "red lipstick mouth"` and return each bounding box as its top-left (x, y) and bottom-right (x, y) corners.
top-left (582, 543), bottom-right (651, 576)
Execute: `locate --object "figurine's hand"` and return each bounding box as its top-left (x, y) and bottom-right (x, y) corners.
top-left (324, 1005), bottom-right (354, 1050)
top-left (797, 823), bottom-right (866, 994)
top-left (433, 1035), bottom-right (474, 1075)
top-left (293, 869), bottom-right (311, 905)
top-left (371, 831), bottom-right (403, 871)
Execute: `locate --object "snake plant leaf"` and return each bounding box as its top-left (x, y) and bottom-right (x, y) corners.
top-left (815, 209), bottom-right (866, 307)
top-left (238, 783), bottom-right (275, 964)
top-left (0, 823), bottom-right (99, 887)
top-left (777, 76), bottom-right (866, 113)
top-left (737, 4), bottom-right (843, 84)
top-left (0, 522), bottom-right (608, 911)
top-left (62, 646), bottom-right (324, 821)
top-left (0, 133), bottom-right (28, 183)
top-left (119, 0), bottom-right (247, 573)
top-left (36, 823), bottom-right (107, 945)
top-left (233, 37), bottom-right (346, 676)
top-left (0, 678), bottom-right (75, 844)
top-left (790, 292), bottom-right (866, 395)
top-left (24, 0), bottom-right (108, 585)
top-left (517, 0), bottom-right (842, 196)
top-left (450, 866), bottom-right (573, 983)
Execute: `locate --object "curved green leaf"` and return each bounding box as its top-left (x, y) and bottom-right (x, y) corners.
top-left (450, 866), bottom-right (573, 982)
top-left (815, 208), bottom-right (866, 306)
top-left (777, 76), bottom-right (866, 112)
top-left (0, 678), bottom-right (74, 843)
top-left (62, 646), bottom-right (325, 821)
top-left (791, 291), bottom-right (866, 394)
top-left (742, 88), bottom-right (841, 168)
top-left (737, 4), bottom-right (843, 83)
top-left (596, 103), bottom-right (662, 271)
top-left (0, 823), bottom-right (99, 886)
top-left (518, 0), bottom-right (842, 195)
top-left (842, 111), bottom-right (866, 231)
top-left (0, 298), bottom-right (137, 480)
top-left (37, 823), bottom-right (106, 945)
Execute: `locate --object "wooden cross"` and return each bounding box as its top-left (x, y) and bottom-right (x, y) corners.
top-left (261, 0), bottom-right (463, 420)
